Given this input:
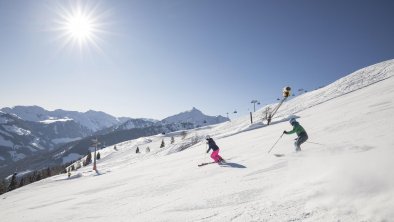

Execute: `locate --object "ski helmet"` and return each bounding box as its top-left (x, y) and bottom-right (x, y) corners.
top-left (289, 118), bottom-right (297, 125)
top-left (205, 135), bottom-right (210, 140)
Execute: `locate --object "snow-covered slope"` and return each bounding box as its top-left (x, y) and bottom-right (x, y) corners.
top-left (266, 59), bottom-right (394, 121)
top-left (1, 59), bottom-right (394, 221)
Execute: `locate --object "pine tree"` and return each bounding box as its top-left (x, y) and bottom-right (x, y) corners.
top-left (181, 131), bottom-right (187, 140)
top-left (136, 147), bottom-right (140, 153)
top-left (170, 136), bottom-right (175, 144)
top-left (19, 178), bottom-right (25, 188)
top-left (8, 173), bottom-right (18, 191)
top-left (0, 180), bottom-right (6, 195)
top-left (97, 152), bottom-right (101, 160)
top-left (36, 172), bottom-right (42, 181)
top-left (85, 152), bottom-right (92, 165)
top-left (29, 175), bottom-right (35, 183)
top-left (46, 167), bottom-right (51, 177)
top-left (160, 139), bottom-right (165, 148)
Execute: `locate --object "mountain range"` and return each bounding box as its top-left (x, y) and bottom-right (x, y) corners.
top-left (0, 107), bottom-right (228, 178)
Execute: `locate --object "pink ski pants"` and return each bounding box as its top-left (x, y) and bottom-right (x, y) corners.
top-left (210, 149), bottom-right (222, 162)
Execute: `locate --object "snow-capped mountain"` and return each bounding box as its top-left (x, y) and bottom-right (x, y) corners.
top-left (0, 106), bottom-right (129, 132)
top-left (1, 59), bottom-right (393, 221)
top-left (0, 106), bottom-right (229, 179)
top-left (0, 112), bottom-right (93, 178)
top-left (97, 118), bottom-right (158, 135)
top-left (118, 118), bottom-right (159, 130)
top-left (96, 108), bottom-right (228, 135)
top-left (161, 107), bottom-right (228, 127)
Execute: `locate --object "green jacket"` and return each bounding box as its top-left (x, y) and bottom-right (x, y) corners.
top-left (286, 122), bottom-right (307, 136)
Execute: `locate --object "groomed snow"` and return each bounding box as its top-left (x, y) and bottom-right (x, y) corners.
top-left (0, 60), bottom-right (393, 221)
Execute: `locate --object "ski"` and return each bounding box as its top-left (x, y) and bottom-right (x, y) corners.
top-left (198, 162), bottom-right (216, 167)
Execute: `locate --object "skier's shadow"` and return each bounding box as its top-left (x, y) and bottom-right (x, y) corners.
top-left (220, 162), bottom-right (247, 168)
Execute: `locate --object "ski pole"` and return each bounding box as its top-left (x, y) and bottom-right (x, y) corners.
top-left (268, 133), bottom-right (284, 153)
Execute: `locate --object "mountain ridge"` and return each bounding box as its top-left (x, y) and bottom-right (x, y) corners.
top-left (0, 106), bottom-right (229, 178)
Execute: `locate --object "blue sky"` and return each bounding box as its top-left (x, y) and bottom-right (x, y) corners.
top-left (1, 0), bottom-right (394, 120)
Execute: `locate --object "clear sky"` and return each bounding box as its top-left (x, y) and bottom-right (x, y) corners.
top-left (1, 0), bottom-right (394, 120)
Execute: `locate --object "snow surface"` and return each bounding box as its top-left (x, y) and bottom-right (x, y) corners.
top-left (40, 117), bottom-right (73, 124)
top-left (30, 138), bottom-right (46, 150)
top-left (2, 125), bottom-right (31, 136)
top-left (52, 137), bottom-right (81, 144)
top-left (62, 153), bottom-right (83, 164)
top-left (0, 60), bottom-right (394, 221)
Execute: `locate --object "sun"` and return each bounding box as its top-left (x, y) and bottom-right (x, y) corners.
top-left (65, 12), bottom-right (94, 42)
top-left (53, 1), bottom-right (109, 53)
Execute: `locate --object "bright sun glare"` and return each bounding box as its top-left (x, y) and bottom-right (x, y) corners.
top-left (54, 1), bottom-right (108, 53)
top-left (65, 13), bottom-right (93, 41)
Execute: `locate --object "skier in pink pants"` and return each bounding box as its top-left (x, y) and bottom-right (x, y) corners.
top-left (206, 135), bottom-right (224, 163)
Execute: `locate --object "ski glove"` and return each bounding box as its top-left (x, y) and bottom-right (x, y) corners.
top-left (283, 131), bottom-right (288, 134)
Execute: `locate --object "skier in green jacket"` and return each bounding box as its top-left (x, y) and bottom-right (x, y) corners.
top-left (283, 118), bottom-right (308, 152)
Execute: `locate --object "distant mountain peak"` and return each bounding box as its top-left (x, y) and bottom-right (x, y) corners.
top-left (161, 108), bottom-right (229, 127)
top-left (187, 107), bottom-right (202, 113)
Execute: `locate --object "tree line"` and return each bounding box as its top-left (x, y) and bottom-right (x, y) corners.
top-left (0, 161), bottom-right (75, 196)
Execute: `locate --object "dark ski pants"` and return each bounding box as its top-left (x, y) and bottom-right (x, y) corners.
top-left (294, 133), bottom-right (308, 151)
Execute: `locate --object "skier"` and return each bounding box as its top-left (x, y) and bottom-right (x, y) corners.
top-left (206, 135), bottom-right (224, 163)
top-left (283, 118), bottom-right (308, 152)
